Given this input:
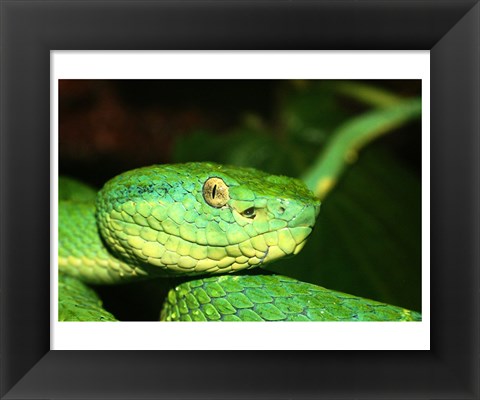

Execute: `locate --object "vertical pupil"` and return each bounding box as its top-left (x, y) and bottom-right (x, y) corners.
top-left (212, 184), bottom-right (217, 198)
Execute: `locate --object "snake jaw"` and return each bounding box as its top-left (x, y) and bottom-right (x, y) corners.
top-left (293, 236), bottom-right (309, 255)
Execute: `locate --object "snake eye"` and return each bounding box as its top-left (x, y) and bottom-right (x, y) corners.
top-left (203, 177), bottom-right (229, 208)
top-left (241, 207), bottom-right (256, 219)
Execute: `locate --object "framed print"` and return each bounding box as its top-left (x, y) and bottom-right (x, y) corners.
top-left (1, 1), bottom-right (479, 399)
top-left (52, 54), bottom-right (427, 352)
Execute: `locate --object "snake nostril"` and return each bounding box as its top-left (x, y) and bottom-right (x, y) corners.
top-left (279, 206), bottom-right (286, 214)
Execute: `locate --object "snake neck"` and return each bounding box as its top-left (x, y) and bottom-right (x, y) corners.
top-left (59, 200), bottom-right (151, 284)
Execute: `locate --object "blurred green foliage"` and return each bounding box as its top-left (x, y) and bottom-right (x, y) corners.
top-left (173, 81), bottom-right (421, 311)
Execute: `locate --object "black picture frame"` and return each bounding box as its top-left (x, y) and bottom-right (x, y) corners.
top-left (1, 1), bottom-right (479, 399)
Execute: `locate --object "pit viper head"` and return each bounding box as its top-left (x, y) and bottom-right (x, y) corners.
top-left (59, 162), bottom-right (320, 284)
top-left (96, 162), bottom-right (320, 276)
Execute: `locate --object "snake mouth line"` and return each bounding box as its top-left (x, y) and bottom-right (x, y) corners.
top-left (109, 216), bottom-right (300, 249)
top-left (259, 246), bottom-right (269, 264)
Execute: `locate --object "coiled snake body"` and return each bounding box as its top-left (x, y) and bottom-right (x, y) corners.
top-left (59, 162), bottom-right (421, 321)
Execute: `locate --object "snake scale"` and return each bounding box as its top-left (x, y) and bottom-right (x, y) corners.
top-left (58, 162), bottom-right (421, 321)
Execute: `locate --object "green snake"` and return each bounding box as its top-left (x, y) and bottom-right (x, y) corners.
top-left (58, 162), bottom-right (421, 322)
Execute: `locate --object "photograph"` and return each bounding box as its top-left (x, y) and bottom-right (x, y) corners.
top-left (57, 78), bottom-right (423, 323)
